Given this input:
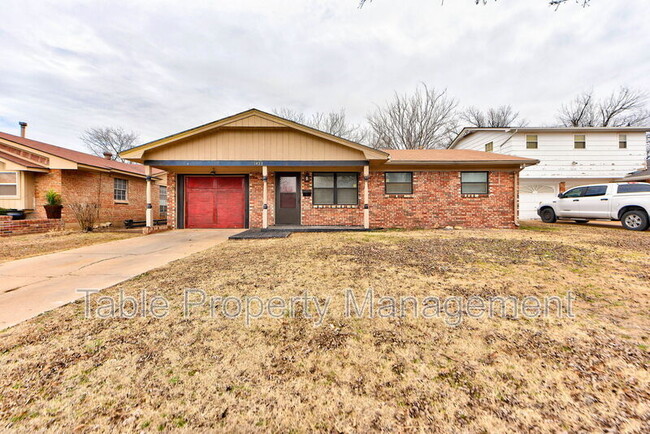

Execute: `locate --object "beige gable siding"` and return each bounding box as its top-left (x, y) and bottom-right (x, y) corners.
top-left (222, 115), bottom-right (285, 128)
top-left (144, 129), bottom-right (367, 161)
top-left (0, 171), bottom-right (35, 210)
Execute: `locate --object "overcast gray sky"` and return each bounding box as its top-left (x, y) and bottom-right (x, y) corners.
top-left (1, 0), bottom-right (648, 151)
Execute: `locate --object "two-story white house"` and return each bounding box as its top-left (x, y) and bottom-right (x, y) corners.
top-left (449, 127), bottom-right (649, 219)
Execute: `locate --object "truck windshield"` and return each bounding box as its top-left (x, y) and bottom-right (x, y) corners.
top-left (617, 184), bottom-right (650, 194)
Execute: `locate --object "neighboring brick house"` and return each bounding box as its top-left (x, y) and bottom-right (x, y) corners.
top-left (0, 128), bottom-right (166, 227)
top-left (121, 109), bottom-right (537, 230)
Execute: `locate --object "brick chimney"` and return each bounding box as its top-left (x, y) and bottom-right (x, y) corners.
top-left (19, 122), bottom-right (27, 138)
top-left (103, 151), bottom-right (113, 160)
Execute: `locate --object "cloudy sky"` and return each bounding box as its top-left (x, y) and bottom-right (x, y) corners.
top-left (0, 0), bottom-right (648, 151)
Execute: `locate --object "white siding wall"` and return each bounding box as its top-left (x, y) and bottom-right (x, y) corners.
top-left (454, 130), bottom-right (647, 179)
top-left (451, 131), bottom-right (514, 154)
top-left (511, 131), bottom-right (647, 179)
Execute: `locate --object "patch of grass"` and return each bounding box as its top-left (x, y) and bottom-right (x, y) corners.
top-left (1, 224), bottom-right (649, 432)
top-left (0, 230), bottom-right (141, 263)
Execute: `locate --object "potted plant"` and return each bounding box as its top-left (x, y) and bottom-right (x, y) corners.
top-left (44, 189), bottom-right (63, 219)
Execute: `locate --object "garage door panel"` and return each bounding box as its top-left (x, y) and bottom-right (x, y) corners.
top-left (185, 176), bottom-right (246, 229)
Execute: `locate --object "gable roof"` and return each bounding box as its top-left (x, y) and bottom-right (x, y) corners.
top-left (449, 126), bottom-right (650, 148)
top-left (0, 132), bottom-right (155, 177)
top-left (120, 108), bottom-right (389, 161)
top-left (384, 149), bottom-right (538, 166)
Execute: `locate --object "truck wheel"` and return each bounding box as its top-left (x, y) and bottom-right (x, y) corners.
top-left (621, 210), bottom-right (649, 231)
top-left (540, 208), bottom-right (557, 223)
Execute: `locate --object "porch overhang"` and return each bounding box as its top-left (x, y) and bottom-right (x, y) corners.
top-left (143, 160), bottom-right (369, 167)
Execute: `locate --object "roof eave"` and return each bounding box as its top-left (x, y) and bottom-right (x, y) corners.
top-left (385, 159), bottom-right (538, 167)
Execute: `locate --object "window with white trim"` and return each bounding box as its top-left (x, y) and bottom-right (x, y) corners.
top-left (461, 172), bottom-right (489, 194)
top-left (619, 134), bottom-right (627, 149)
top-left (526, 135), bottom-right (538, 149)
top-left (114, 178), bottom-right (128, 201)
top-left (574, 134), bottom-right (586, 149)
top-left (485, 142), bottom-right (494, 152)
top-left (0, 172), bottom-right (18, 197)
top-left (159, 186), bottom-right (168, 215)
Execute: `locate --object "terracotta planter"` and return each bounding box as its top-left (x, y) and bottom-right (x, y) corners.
top-left (44, 205), bottom-right (63, 219)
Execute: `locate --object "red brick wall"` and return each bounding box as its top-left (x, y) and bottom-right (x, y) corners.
top-left (32, 170), bottom-right (63, 219)
top-left (32, 169), bottom-right (160, 227)
top-left (167, 173), bottom-right (177, 229)
top-left (0, 215), bottom-right (64, 237)
top-left (369, 170), bottom-right (517, 229)
top-left (300, 172), bottom-right (364, 226)
top-left (165, 169), bottom-right (517, 230)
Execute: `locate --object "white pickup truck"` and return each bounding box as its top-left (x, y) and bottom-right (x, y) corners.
top-left (537, 182), bottom-right (650, 231)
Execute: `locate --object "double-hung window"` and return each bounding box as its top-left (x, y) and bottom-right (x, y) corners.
top-left (574, 134), bottom-right (586, 149)
top-left (461, 172), bottom-right (489, 194)
top-left (385, 172), bottom-right (413, 194)
top-left (619, 134), bottom-right (627, 149)
top-left (0, 172), bottom-right (18, 197)
top-left (114, 178), bottom-right (128, 202)
top-left (485, 142), bottom-right (494, 152)
top-left (526, 135), bottom-right (538, 149)
top-left (159, 186), bottom-right (168, 215)
top-left (313, 173), bottom-right (358, 205)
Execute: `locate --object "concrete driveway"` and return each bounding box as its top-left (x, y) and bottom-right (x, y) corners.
top-left (0, 229), bottom-right (241, 329)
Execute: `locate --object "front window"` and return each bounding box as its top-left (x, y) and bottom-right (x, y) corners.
top-left (619, 134), bottom-right (627, 149)
top-left (461, 172), bottom-right (488, 194)
top-left (0, 172), bottom-right (18, 197)
top-left (385, 172), bottom-right (413, 194)
top-left (159, 186), bottom-right (168, 215)
top-left (114, 178), bottom-right (128, 201)
top-left (574, 134), bottom-right (586, 149)
top-left (313, 173), bottom-right (358, 205)
top-left (526, 135), bottom-right (538, 149)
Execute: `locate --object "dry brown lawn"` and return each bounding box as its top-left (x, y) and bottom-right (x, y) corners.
top-left (0, 221), bottom-right (649, 432)
top-left (0, 231), bottom-right (142, 263)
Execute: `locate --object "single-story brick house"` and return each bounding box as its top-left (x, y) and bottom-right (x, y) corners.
top-left (0, 127), bottom-right (166, 227)
top-left (120, 109), bottom-right (538, 230)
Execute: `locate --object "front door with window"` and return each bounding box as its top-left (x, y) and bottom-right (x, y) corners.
top-left (275, 173), bottom-right (301, 225)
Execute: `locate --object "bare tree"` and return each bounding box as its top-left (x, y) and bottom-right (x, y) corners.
top-left (557, 87), bottom-right (649, 127)
top-left (80, 127), bottom-right (139, 162)
top-left (557, 91), bottom-right (597, 127)
top-left (367, 84), bottom-right (459, 149)
top-left (599, 87), bottom-right (650, 127)
top-left (461, 105), bottom-right (525, 127)
top-left (274, 108), bottom-right (369, 143)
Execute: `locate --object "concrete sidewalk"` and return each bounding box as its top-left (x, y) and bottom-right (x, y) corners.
top-left (0, 229), bottom-right (240, 329)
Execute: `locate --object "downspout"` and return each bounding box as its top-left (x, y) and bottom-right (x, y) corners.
top-left (499, 128), bottom-right (518, 152)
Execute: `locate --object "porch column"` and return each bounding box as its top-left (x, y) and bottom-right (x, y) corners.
top-left (145, 165), bottom-right (153, 228)
top-left (363, 165), bottom-right (370, 229)
top-left (262, 166), bottom-right (268, 229)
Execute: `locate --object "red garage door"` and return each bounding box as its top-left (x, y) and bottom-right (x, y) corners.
top-left (185, 176), bottom-right (246, 228)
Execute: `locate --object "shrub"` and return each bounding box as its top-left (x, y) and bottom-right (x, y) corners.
top-left (45, 189), bottom-right (62, 206)
top-left (67, 202), bottom-right (100, 232)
